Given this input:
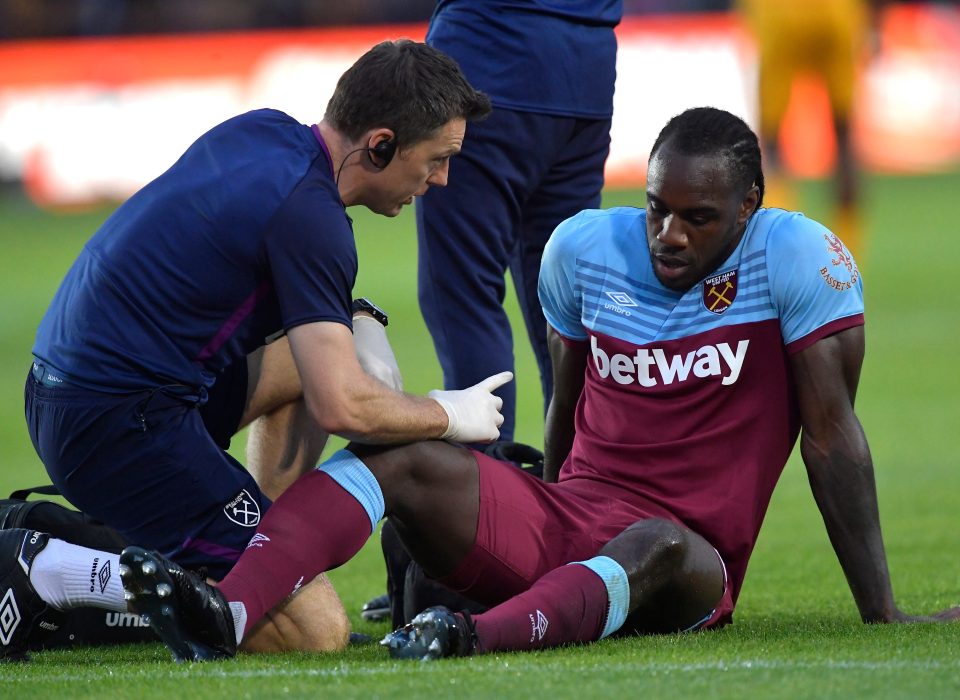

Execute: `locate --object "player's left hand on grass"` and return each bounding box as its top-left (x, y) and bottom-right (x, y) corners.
top-left (897, 606), bottom-right (960, 623)
top-left (353, 314), bottom-right (403, 391)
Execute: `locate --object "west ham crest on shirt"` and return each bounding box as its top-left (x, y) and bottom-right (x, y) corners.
top-left (702, 269), bottom-right (738, 314)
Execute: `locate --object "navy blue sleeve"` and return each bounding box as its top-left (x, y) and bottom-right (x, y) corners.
top-left (264, 173), bottom-right (357, 332)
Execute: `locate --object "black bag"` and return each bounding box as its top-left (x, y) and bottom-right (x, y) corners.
top-left (381, 518), bottom-right (488, 628)
top-left (0, 486), bottom-right (156, 650)
top-left (0, 485), bottom-right (130, 553)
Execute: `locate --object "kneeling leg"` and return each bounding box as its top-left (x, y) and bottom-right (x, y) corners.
top-left (241, 573), bottom-right (350, 653)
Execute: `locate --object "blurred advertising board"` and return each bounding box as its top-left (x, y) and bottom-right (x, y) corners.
top-left (0, 5), bottom-right (957, 208)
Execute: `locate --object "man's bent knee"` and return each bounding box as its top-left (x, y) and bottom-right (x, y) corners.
top-left (600, 518), bottom-right (689, 575)
top-left (600, 518), bottom-right (725, 633)
top-left (240, 573), bottom-right (350, 653)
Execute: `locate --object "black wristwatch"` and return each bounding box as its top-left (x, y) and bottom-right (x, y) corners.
top-left (352, 297), bottom-right (388, 327)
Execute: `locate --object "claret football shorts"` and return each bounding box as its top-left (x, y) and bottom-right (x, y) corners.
top-left (440, 450), bottom-right (734, 628)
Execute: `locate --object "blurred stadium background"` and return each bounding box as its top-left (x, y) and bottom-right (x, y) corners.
top-left (0, 3), bottom-right (959, 683)
top-left (2, 1), bottom-right (959, 205)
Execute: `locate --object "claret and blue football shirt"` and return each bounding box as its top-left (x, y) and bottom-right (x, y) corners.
top-left (539, 206), bottom-right (864, 600)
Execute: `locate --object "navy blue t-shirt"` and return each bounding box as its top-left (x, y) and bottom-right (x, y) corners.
top-left (33, 109), bottom-right (356, 393)
top-left (427, 0), bottom-right (622, 118)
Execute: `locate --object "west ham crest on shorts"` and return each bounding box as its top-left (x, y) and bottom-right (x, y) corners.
top-left (702, 269), bottom-right (738, 314)
top-left (224, 489), bottom-right (261, 528)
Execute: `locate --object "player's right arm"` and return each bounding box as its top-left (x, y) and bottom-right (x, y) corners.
top-left (288, 320), bottom-right (510, 445)
top-left (538, 212), bottom-right (595, 482)
top-left (543, 327), bottom-right (587, 482)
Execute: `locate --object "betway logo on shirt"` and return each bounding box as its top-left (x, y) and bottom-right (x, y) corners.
top-left (591, 335), bottom-right (749, 386)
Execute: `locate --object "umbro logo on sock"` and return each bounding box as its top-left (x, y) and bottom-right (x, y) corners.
top-left (528, 609), bottom-right (549, 643)
top-left (246, 533), bottom-right (271, 549)
top-left (88, 558), bottom-right (111, 594)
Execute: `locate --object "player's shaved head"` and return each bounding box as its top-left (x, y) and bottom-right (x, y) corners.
top-left (650, 107), bottom-right (765, 209)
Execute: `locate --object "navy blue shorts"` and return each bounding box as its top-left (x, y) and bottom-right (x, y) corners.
top-left (24, 360), bottom-right (269, 579)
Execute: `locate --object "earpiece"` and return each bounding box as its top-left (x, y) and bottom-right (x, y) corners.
top-left (335, 137), bottom-right (397, 184)
top-left (368, 139), bottom-right (396, 169)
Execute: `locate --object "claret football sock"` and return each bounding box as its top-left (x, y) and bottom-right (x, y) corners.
top-left (470, 560), bottom-right (616, 652)
top-left (30, 538), bottom-right (127, 611)
top-left (217, 449), bottom-right (384, 639)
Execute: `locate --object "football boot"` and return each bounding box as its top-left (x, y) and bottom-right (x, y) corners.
top-left (119, 546), bottom-right (236, 662)
top-left (360, 593), bottom-right (391, 622)
top-left (380, 606), bottom-right (477, 660)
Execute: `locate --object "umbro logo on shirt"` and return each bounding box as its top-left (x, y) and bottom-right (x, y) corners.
top-left (605, 291), bottom-right (637, 307)
top-left (603, 291), bottom-right (637, 317)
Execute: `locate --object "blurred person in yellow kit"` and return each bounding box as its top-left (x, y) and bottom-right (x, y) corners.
top-left (738, 0), bottom-right (882, 259)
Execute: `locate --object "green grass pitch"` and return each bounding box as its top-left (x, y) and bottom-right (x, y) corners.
top-left (0, 174), bottom-right (958, 698)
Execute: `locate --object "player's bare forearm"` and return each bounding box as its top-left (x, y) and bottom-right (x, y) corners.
top-left (308, 375), bottom-right (451, 443)
top-left (543, 327), bottom-right (588, 482)
top-left (289, 322), bottom-right (450, 442)
top-left (800, 435), bottom-right (899, 622)
top-left (792, 327), bottom-right (902, 622)
top-left (543, 399), bottom-right (576, 483)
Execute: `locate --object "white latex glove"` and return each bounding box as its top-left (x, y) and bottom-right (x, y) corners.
top-left (428, 371), bottom-right (513, 444)
top-left (353, 314), bottom-right (403, 391)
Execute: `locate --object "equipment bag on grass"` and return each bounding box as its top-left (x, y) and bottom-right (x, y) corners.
top-left (0, 485), bottom-right (155, 650)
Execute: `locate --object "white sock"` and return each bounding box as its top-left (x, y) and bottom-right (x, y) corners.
top-left (29, 539), bottom-right (127, 612)
top-left (228, 601), bottom-right (247, 645)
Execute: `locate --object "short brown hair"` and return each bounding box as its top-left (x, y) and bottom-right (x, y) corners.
top-left (325, 40), bottom-right (491, 148)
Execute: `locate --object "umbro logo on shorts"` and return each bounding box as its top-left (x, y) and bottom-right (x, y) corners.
top-left (105, 612), bottom-right (150, 628)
